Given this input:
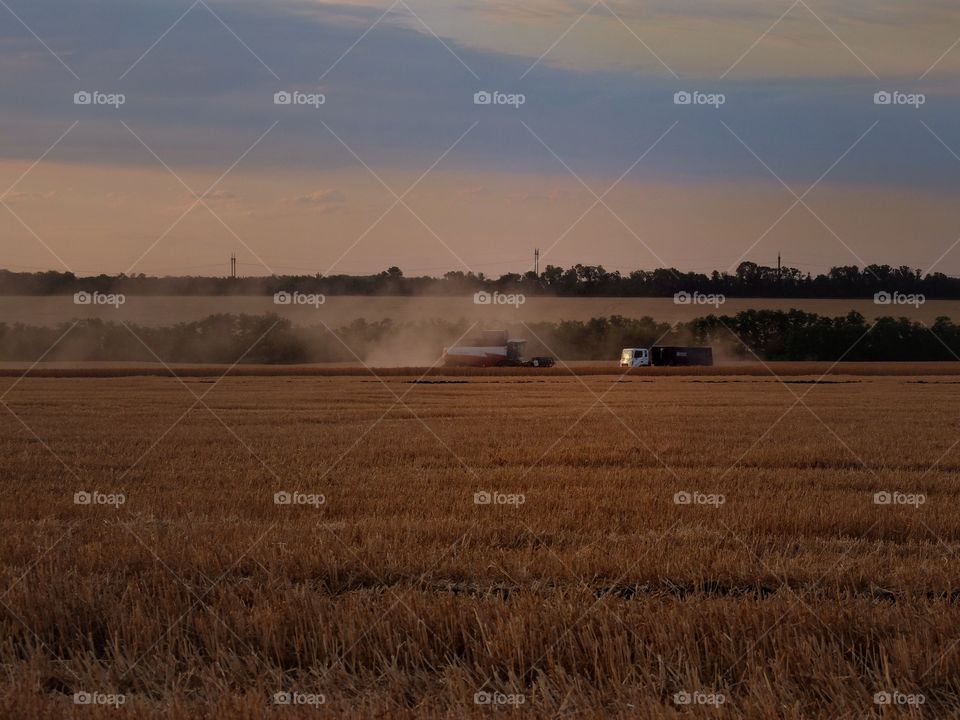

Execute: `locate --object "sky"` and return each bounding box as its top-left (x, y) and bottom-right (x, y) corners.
top-left (2, 0), bottom-right (960, 278)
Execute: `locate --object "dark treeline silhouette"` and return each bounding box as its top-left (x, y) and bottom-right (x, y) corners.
top-left (1, 311), bottom-right (957, 363)
top-left (689, 310), bottom-right (959, 362)
top-left (2, 262), bottom-right (959, 298)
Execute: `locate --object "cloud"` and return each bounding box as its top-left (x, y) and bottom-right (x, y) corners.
top-left (292, 189), bottom-right (345, 209)
top-left (3, 190), bottom-right (55, 203)
top-left (513, 189), bottom-right (584, 204)
top-left (204, 190), bottom-right (238, 201)
top-left (0, 0), bottom-right (958, 192)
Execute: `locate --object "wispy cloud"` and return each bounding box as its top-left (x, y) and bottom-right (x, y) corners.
top-left (291, 189), bottom-right (346, 210)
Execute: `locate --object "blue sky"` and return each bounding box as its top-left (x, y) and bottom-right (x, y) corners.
top-left (2, 0), bottom-right (960, 276)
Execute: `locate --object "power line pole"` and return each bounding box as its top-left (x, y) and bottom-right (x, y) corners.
top-left (230, 253), bottom-right (236, 278)
top-left (534, 248), bottom-right (540, 276)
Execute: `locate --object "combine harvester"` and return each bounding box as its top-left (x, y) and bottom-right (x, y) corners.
top-left (443, 330), bottom-right (555, 368)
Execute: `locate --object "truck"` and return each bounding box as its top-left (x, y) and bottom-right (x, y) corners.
top-left (443, 330), bottom-right (555, 368)
top-left (620, 345), bottom-right (713, 368)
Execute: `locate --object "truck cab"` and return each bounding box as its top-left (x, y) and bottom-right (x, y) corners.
top-left (620, 348), bottom-right (650, 367)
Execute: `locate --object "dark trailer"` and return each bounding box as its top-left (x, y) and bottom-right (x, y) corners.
top-left (650, 345), bottom-right (713, 366)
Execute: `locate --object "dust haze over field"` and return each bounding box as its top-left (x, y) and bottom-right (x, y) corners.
top-left (0, 294), bottom-right (939, 368)
top-left (5, 308), bottom-right (960, 368)
top-left (2, 295), bottom-right (957, 327)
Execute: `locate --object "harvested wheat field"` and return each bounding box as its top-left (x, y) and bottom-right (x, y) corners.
top-left (2, 367), bottom-right (960, 718)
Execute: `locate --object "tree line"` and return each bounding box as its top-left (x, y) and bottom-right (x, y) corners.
top-left (2, 262), bottom-right (959, 298)
top-left (0, 311), bottom-right (956, 363)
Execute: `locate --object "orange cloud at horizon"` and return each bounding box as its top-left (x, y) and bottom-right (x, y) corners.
top-left (2, 160), bottom-right (960, 278)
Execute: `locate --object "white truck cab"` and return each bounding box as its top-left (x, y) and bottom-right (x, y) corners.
top-left (620, 347), bottom-right (650, 367)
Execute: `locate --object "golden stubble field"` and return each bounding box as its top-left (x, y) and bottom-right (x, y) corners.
top-left (1, 368), bottom-right (960, 718)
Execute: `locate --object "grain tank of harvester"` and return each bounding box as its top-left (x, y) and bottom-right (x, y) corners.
top-left (443, 330), bottom-right (555, 367)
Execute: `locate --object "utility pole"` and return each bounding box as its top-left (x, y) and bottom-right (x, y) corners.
top-left (230, 253), bottom-right (236, 278)
top-left (534, 248), bottom-right (540, 276)
top-left (777, 252), bottom-right (781, 283)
